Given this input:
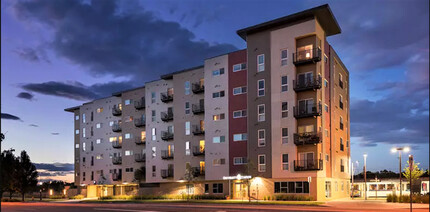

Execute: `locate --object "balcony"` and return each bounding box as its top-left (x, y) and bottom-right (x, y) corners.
top-left (192, 146), bottom-right (205, 156)
top-left (135, 137), bottom-right (145, 145)
top-left (192, 83), bottom-right (205, 94)
top-left (112, 106), bottom-right (122, 116)
top-left (160, 92), bottom-right (173, 103)
top-left (135, 153), bottom-right (146, 162)
top-left (161, 112), bottom-right (173, 122)
top-left (112, 173), bottom-right (122, 181)
top-left (112, 156), bottom-right (122, 165)
top-left (112, 123), bottom-right (122, 132)
top-left (294, 132), bottom-right (322, 145)
top-left (293, 48), bottom-right (321, 66)
top-left (293, 103), bottom-right (322, 119)
top-left (134, 117), bottom-right (146, 127)
top-left (293, 76), bottom-right (322, 92)
top-left (134, 98), bottom-right (145, 110)
top-left (192, 167), bottom-right (205, 177)
top-left (161, 150), bottom-right (174, 160)
top-left (192, 104), bottom-right (205, 114)
top-left (161, 131), bottom-right (174, 141)
top-left (112, 140), bottom-right (122, 149)
top-left (294, 159), bottom-right (323, 171)
top-left (192, 125), bottom-right (205, 135)
top-left (161, 169), bottom-right (174, 179)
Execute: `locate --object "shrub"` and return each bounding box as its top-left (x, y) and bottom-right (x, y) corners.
top-left (69, 195), bottom-right (85, 200)
top-left (49, 195), bottom-right (66, 199)
top-left (273, 194), bottom-right (312, 201)
top-left (387, 194), bottom-right (394, 202)
top-left (1, 198), bottom-right (21, 202)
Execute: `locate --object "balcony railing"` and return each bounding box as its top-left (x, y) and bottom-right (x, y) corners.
top-left (160, 92), bottom-right (173, 103)
top-left (112, 173), bottom-right (122, 181)
top-left (294, 132), bottom-right (322, 145)
top-left (135, 137), bottom-right (145, 145)
top-left (293, 76), bottom-right (322, 92)
top-left (192, 104), bottom-right (205, 114)
top-left (161, 131), bottom-right (174, 141)
top-left (112, 140), bottom-right (122, 149)
top-left (112, 156), bottom-right (122, 165)
top-left (161, 112), bottom-right (173, 122)
top-left (134, 117), bottom-right (146, 127)
top-left (112, 106), bottom-right (122, 116)
top-left (135, 153), bottom-right (146, 162)
top-left (293, 103), bottom-right (322, 119)
top-left (192, 125), bottom-right (205, 135)
top-left (161, 169), bottom-right (174, 178)
top-left (192, 83), bottom-right (205, 94)
top-left (161, 150), bottom-right (174, 160)
top-left (192, 167), bottom-right (205, 177)
top-left (134, 98), bottom-right (145, 110)
top-left (112, 123), bottom-right (122, 132)
top-left (192, 146), bottom-right (205, 156)
top-left (294, 159), bottom-right (323, 171)
top-left (293, 48), bottom-right (321, 65)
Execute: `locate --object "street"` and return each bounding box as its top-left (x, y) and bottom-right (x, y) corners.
top-left (1, 200), bottom-right (429, 212)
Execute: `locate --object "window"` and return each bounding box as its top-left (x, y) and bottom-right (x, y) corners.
top-left (125, 133), bottom-right (132, 139)
top-left (152, 147), bottom-right (156, 158)
top-left (282, 128), bottom-right (288, 144)
top-left (233, 110), bottom-right (247, 118)
top-left (204, 184), bottom-right (209, 193)
top-left (109, 121), bottom-right (114, 126)
top-left (125, 150), bottom-right (133, 156)
top-left (97, 108), bottom-right (103, 113)
top-left (75, 144), bottom-right (79, 149)
top-left (96, 154), bottom-right (103, 159)
top-left (96, 123), bottom-right (102, 128)
top-left (213, 183), bottom-right (223, 193)
top-left (184, 81), bottom-right (190, 95)
top-left (213, 136), bottom-right (226, 143)
top-left (257, 54), bottom-right (265, 72)
top-left (324, 79), bottom-right (328, 87)
top-left (233, 133), bottom-right (247, 141)
top-left (339, 73), bottom-right (343, 88)
top-left (339, 95), bottom-right (344, 109)
top-left (257, 79), bottom-right (265, 97)
top-left (109, 137), bottom-right (117, 142)
top-left (340, 159), bottom-right (345, 172)
top-left (281, 76), bottom-right (288, 92)
top-left (212, 91), bottom-right (225, 98)
top-left (185, 122), bottom-right (190, 135)
top-left (82, 142), bottom-right (86, 151)
top-left (258, 155), bottom-right (266, 172)
top-left (282, 154), bottom-right (289, 170)
top-left (125, 116), bottom-right (133, 122)
top-left (185, 102), bottom-right (190, 115)
top-left (75, 115), bottom-right (79, 120)
top-left (340, 138), bottom-right (344, 151)
top-left (152, 128), bottom-right (156, 141)
top-left (125, 99), bottom-right (131, 105)
top-left (151, 92), bottom-right (156, 103)
top-left (340, 116), bottom-right (344, 130)
top-left (82, 113), bottom-right (86, 123)
top-left (325, 104), bottom-right (329, 112)
top-left (275, 181), bottom-right (312, 193)
top-left (282, 102), bottom-right (288, 118)
top-left (326, 154), bottom-right (329, 162)
top-left (324, 54), bottom-right (328, 63)
top-left (325, 129), bottom-right (329, 137)
top-left (82, 128), bottom-right (86, 138)
top-left (233, 86), bottom-right (247, 95)
top-left (125, 168), bottom-right (134, 173)
top-left (212, 68), bottom-right (225, 76)
top-left (213, 113), bottom-right (225, 121)
top-left (96, 139), bottom-right (102, 144)
top-left (258, 129), bottom-right (265, 147)
top-left (185, 141), bottom-right (190, 156)
top-left (233, 157), bottom-right (247, 165)
top-left (233, 63), bottom-right (246, 72)
top-left (258, 104), bottom-right (265, 122)
top-left (281, 49), bottom-right (288, 66)
top-left (151, 110), bottom-right (156, 122)
top-left (75, 129), bottom-right (80, 135)
top-left (213, 158), bottom-right (225, 166)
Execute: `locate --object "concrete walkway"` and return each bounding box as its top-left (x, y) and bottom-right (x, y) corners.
top-left (324, 199), bottom-right (429, 210)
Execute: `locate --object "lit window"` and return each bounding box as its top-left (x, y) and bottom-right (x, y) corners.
top-left (258, 155), bottom-right (266, 172)
top-left (233, 63), bottom-right (246, 72)
top-left (109, 137), bottom-right (117, 142)
top-left (75, 115), bottom-right (79, 120)
top-left (82, 142), bottom-right (86, 151)
top-left (125, 150), bottom-right (133, 156)
top-left (109, 121), bottom-right (114, 126)
top-left (125, 116), bottom-right (133, 122)
top-left (75, 129), bottom-right (80, 134)
top-left (152, 128), bottom-right (156, 141)
top-left (82, 128), bottom-right (86, 138)
top-left (281, 76), bottom-right (288, 92)
top-left (185, 122), bottom-right (190, 135)
top-left (258, 130), bottom-right (265, 147)
top-left (233, 133), bottom-right (247, 141)
top-left (213, 113), bottom-right (225, 121)
top-left (257, 79), bottom-right (265, 97)
top-left (185, 141), bottom-right (190, 156)
top-left (125, 99), bottom-right (131, 105)
top-left (282, 128), bottom-right (288, 144)
top-left (212, 68), bottom-right (225, 76)
top-left (96, 123), bottom-right (102, 128)
top-left (75, 144), bottom-right (79, 149)
top-left (282, 102), bottom-right (288, 118)
top-left (258, 104), bottom-right (265, 122)
top-left (233, 86), bottom-right (247, 95)
top-left (152, 147), bottom-right (156, 158)
top-left (282, 154), bottom-right (289, 170)
top-left (233, 110), bottom-right (247, 118)
top-left (82, 113), bottom-right (86, 123)
top-left (281, 49), bottom-right (288, 66)
top-left (125, 133), bottom-right (132, 139)
top-left (96, 139), bottom-right (102, 144)
top-left (96, 154), bottom-right (103, 160)
top-left (97, 108), bottom-right (103, 113)
top-left (185, 81), bottom-right (190, 95)
top-left (257, 54), bottom-right (265, 72)
top-left (213, 136), bottom-right (225, 143)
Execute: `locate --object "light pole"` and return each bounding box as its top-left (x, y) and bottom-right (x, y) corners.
top-left (391, 147), bottom-right (410, 197)
top-left (363, 154), bottom-right (367, 200)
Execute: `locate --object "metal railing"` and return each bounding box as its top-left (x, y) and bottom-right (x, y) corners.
top-left (192, 104), bottom-right (205, 114)
top-left (192, 125), bottom-right (205, 135)
top-left (161, 169), bottom-right (174, 178)
top-left (160, 112), bottom-right (173, 122)
top-left (192, 146), bottom-right (205, 156)
top-left (160, 92), bottom-right (173, 103)
top-left (294, 159), bottom-right (323, 171)
top-left (161, 131), bottom-right (174, 141)
top-left (192, 83), bottom-right (205, 94)
top-left (161, 150), bottom-right (174, 160)
top-left (293, 48), bottom-right (322, 65)
top-left (293, 132), bottom-right (322, 145)
top-left (112, 123), bottom-right (122, 132)
top-left (293, 103), bottom-right (322, 119)
top-left (192, 167), bottom-right (205, 176)
top-left (135, 153), bottom-right (146, 162)
top-left (134, 98), bottom-right (145, 109)
top-left (112, 156), bottom-right (122, 165)
top-left (112, 173), bottom-right (122, 181)
top-left (293, 75), bottom-right (322, 92)
top-left (112, 106), bottom-right (122, 116)
top-left (135, 137), bottom-right (145, 145)
top-left (134, 117), bottom-right (146, 127)
top-left (112, 140), bottom-right (122, 148)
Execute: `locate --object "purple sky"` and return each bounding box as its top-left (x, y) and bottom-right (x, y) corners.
top-left (1, 0), bottom-right (429, 180)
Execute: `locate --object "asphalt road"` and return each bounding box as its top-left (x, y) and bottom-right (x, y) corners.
top-left (1, 201), bottom-right (429, 212)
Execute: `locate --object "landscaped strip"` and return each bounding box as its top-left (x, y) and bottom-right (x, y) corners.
top-left (81, 199), bottom-right (324, 206)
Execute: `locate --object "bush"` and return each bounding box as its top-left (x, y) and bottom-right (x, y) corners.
top-left (1, 198), bottom-right (21, 202)
top-left (387, 194), bottom-right (429, 203)
top-left (273, 194), bottom-right (313, 201)
top-left (69, 195), bottom-right (85, 200)
top-left (49, 195), bottom-right (66, 199)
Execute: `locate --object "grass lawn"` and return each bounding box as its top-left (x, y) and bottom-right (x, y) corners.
top-left (81, 199), bottom-right (323, 206)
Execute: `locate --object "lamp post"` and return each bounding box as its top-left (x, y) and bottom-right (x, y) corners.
top-left (391, 147), bottom-right (410, 197)
top-left (363, 154), bottom-right (367, 200)
top-left (408, 155), bottom-right (413, 212)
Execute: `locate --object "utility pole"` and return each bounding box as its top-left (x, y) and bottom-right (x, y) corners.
top-left (409, 155), bottom-right (413, 212)
top-left (363, 154), bottom-right (367, 200)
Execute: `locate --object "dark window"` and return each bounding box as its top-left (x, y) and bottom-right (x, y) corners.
top-left (288, 182), bottom-right (295, 193)
top-left (205, 184), bottom-right (209, 193)
top-left (213, 183), bottom-right (223, 193)
top-left (304, 182), bottom-right (310, 193)
top-left (274, 182), bottom-right (280, 193)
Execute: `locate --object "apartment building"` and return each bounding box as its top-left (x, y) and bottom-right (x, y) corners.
top-left (65, 4), bottom-right (350, 201)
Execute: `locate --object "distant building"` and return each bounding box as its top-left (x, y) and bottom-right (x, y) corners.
top-left (352, 177), bottom-right (429, 198)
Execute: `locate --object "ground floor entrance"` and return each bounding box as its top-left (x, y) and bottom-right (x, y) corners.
top-left (232, 181), bottom-right (248, 199)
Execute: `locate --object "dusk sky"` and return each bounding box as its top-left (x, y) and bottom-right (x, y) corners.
top-left (1, 0), bottom-right (428, 182)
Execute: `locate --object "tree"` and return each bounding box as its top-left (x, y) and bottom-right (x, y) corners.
top-left (0, 149), bottom-right (18, 199)
top-left (403, 161), bottom-right (425, 193)
top-left (134, 166), bottom-right (146, 183)
top-left (1, 133), bottom-right (5, 142)
top-left (181, 164), bottom-right (198, 200)
top-left (14, 151), bottom-right (38, 201)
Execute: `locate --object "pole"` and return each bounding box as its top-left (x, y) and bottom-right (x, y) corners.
top-left (399, 151), bottom-right (402, 197)
top-left (409, 155), bottom-right (413, 212)
top-left (364, 155), bottom-right (367, 200)
top-left (351, 164), bottom-right (354, 199)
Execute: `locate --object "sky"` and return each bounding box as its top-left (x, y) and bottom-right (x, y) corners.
top-left (1, 0), bottom-right (429, 182)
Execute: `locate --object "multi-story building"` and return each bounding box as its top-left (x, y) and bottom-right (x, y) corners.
top-left (65, 4), bottom-right (350, 201)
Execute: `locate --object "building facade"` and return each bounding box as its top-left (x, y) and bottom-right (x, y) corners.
top-left (65, 4), bottom-right (350, 201)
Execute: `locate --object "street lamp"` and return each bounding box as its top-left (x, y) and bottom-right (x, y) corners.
top-left (253, 177), bottom-right (262, 203)
top-left (391, 147), bottom-right (410, 197)
top-left (363, 154), bottom-right (367, 200)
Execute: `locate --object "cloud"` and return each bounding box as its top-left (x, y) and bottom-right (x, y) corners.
top-left (1, 113), bottom-right (22, 121)
top-left (29, 124), bottom-right (39, 127)
top-left (21, 80), bottom-right (135, 101)
top-left (13, 0), bottom-right (237, 82)
top-left (34, 163), bottom-right (74, 172)
top-left (17, 92), bottom-right (34, 100)
top-left (13, 47), bottom-right (50, 63)
top-left (51, 132), bottom-right (59, 135)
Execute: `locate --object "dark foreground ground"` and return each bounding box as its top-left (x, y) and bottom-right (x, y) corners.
top-left (1, 200), bottom-right (429, 212)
